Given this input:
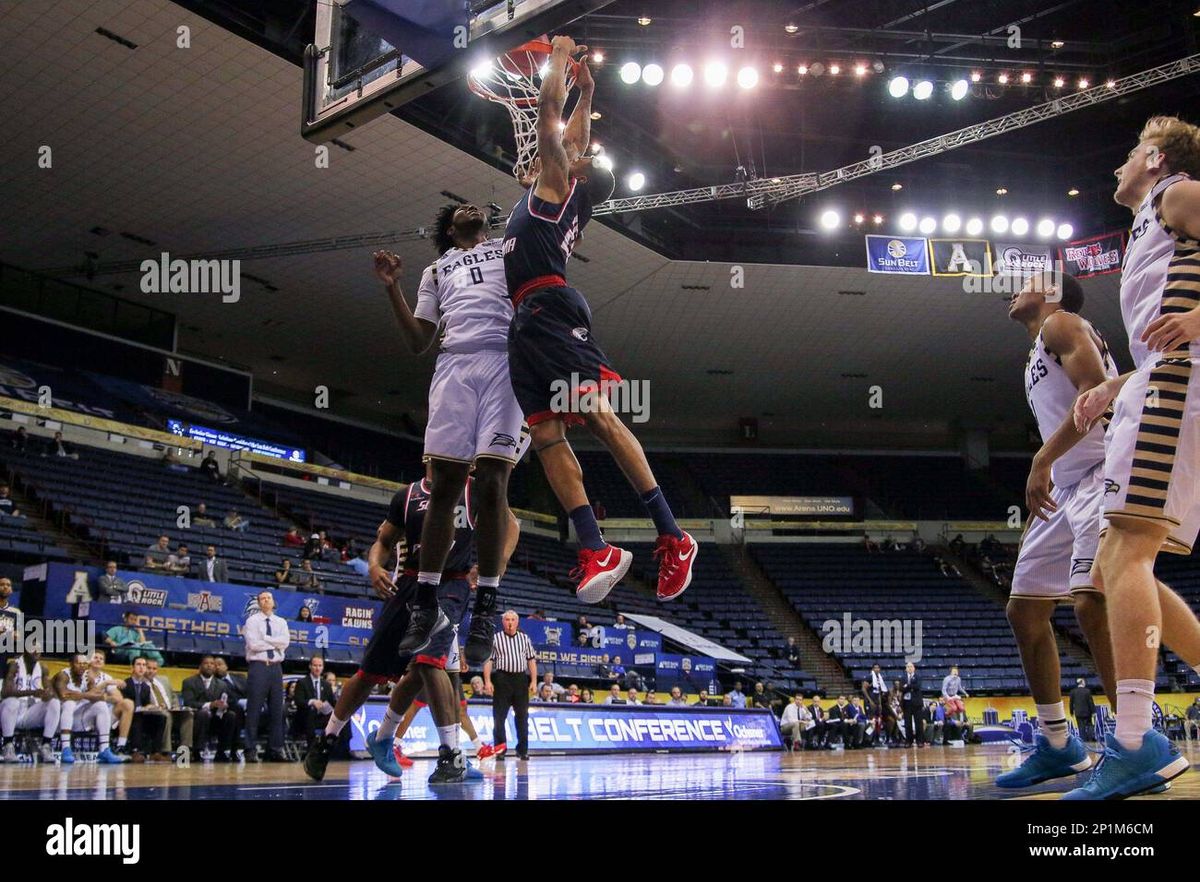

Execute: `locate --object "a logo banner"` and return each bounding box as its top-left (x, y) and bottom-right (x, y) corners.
top-left (349, 700), bottom-right (782, 755)
top-left (993, 242), bottom-right (1056, 275)
top-left (865, 235), bottom-right (930, 274)
top-left (523, 620), bottom-right (662, 653)
top-left (1060, 230), bottom-right (1125, 277)
top-left (928, 238), bottom-right (993, 276)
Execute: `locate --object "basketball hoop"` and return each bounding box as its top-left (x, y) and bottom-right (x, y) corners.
top-left (468, 39), bottom-right (579, 181)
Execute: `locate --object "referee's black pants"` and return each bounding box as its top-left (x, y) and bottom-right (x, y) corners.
top-left (491, 671), bottom-right (530, 756)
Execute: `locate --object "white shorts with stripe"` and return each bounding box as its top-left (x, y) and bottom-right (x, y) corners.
top-left (1101, 355), bottom-right (1200, 555)
top-left (424, 348), bottom-right (525, 465)
top-left (1012, 463), bottom-right (1104, 599)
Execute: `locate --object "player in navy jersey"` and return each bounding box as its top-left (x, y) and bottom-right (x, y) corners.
top-left (503, 35), bottom-right (698, 606)
top-left (303, 473), bottom-right (518, 784)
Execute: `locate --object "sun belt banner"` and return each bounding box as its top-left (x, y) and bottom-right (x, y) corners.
top-left (928, 238), bottom-right (993, 277)
top-left (865, 235), bottom-right (930, 274)
top-left (1060, 230), bottom-right (1125, 277)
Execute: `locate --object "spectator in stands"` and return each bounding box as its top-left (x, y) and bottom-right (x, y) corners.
top-left (696, 690), bottom-right (711, 707)
top-left (881, 536), bottom-right (898, 553)
top-left (192, 502), bottom-right (216, 528)
top-left (580, 688), bottom-right (594, 704)
top-left (565, 684), bottom-right (581, 703)
top-left (949, 533), bottom-right (965, 553)
top-left (603, 684), bottom-right (624, 705)
top-left (624, 666), bottom-right (644, 693)
top-left (612, 613), bottom-right (629, 630)
top-left (319, 530), bottom-right (334, 553)
top-left (166, 543), bottom-right (192, 577)
top-left (470, 676), bottom-right (486, 697)
top-left (751, 682), bottom-right (771, 709)
top-left (224, 508), bottom-right (250, 533)
top-left (9, 427), bottom-right (29, 451)
top-left (900, 662), bottom-right (924, 748)
top-left (143, 535), bottom-right (171, 571)
top-left (626, 688), bottom-right (642, 706)
top-left (199, 545), bottom-right (228, 583)
top-left (283, 527), bottom-right (305, 548)
top-left (980, 533), bottom-right (999, 555)
top-left (46, 431), bottom-right (78, 459)
top-left (181, 657), bottom-right (240, 763)
top-left (644, 690), bottom-right (658, 705)
top-left (294, 559), bottom-right (323, 593)
top-left (145, 659), bottom-right (191, 757)
top-left (104, 611), bottom-right (163, 664)
top-left (528, 609), bottom-right (546, 621)
top-left (575, 614), bottom-right (592, 645)
top-left (595, 653), bottom-right (613, 680)
top-left (303, 533), bottom-right (324, 561)
top-left (863, 532), bottom-right (879, 553)
top-left (536, 683), bottom-right (557, 702)
top-left (122, 656), bottom-right (170, 761)
top-left (941, 666), bottom-right (968, 701)
top-left (96, 561), bottom-right (128, 602)
top-left (1185, 698), bottom-right (1200, 742)
top-left (668, 687), bottom-right (687, 706)
top-left (1069, 678), bottom-right (1097, 743)
top-left (780, 694), bottom-right (814, 749)
top-left (297, 606), bottom-right (313, 623)
top-left (785, 637), bottom-right (800, 666)
top-left (274, 558), bottom-right (294, 587)
top-left (610, 655), bottom-right (626, 683)
top-left (347, 550), bottom-right (370, 579)
top-left (729, 681), bottom-right (747, 709)
top-left (540, 672), bottom-right (565, 699)
top-left (909, 536), bottom-right (926, 553)
top-left (292, 656), bottom-right (335, 748)
top-left (0, 484), bottom-right (21, 518)
top-left (200, 451), bottom-right (222, 483)
top-left (721, 693), bottom-right (733, 707)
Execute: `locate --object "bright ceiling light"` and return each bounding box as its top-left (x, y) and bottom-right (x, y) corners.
top-left (671, 63), bottom-right (693, 87)
top-left (898, 212), bottom-right (918, 232)
top-left (591, 51), bottom-right (604, 64)
top-left (853, 213), bottom-right (865, 224)
top-left (1077, 78), bottom-right (1090, 89)
top-left (1067, 188), bottom-right (1080, 197)
top-left (888, 76), bottom-right (910, 98)
top-left (891, 182), bottom-right (903, 191)
top-left (997, 73), bottom-right (1009, 85)
top-left (854, 64), bottom-right (868, 77)
top-left (873, 214), bottom-right (884, 224)
top-left (594, 153), bottom-right (613, 171)
top-left (1054, 76), bottom-right (1065, 88)
top-left (1011, 217), bottom-right (1030, 237)
top-left (829, 63), bottom-right (841, 75)
top-left (785, 22), bottom-right (799, 34)
top-left (913, 80), bottom-right (933, 100)
top-left (470, 59), bottom-right (494, 80)
top-left (950, 79), bottom-right (969, 100)
top-left (772, 62), bottom-right (784, 73)
top-left (919, 216), bottom-right (937, 235)
top-left (627, 171), bottom-right (645, 191)
top-left (965, 218), bottom-right (984, 236)
top-left (797, 64), bottom-right (808, 76)
top-left (1057, 223), bottom-right (1074, 240)
top-left (1051, 40), bottom-right (1065, 49)
top-left (1021, 71), bottom-right (1033, 83)
top-left (642, 63), bottom-right (664, 86)
top-left (637, 16), bottom-right (652, 26)
top-left (1037, 218), bottom-right (1056, 238)
top-left (620, 62), bottom-right (641, 85)
top-left (820, 209), bottom-right (841, 230)
top-left (970, 71), bottom-right (982, 82)
top-left (943, 213), bottom-right (962, 233)
top-left (704, 61), bottom-right (727, 88)
top-left (991, 215), bottom-right (1009, 234)
top-left (736, 66), bottom-right (759, 89)
top-left (996, 187), bottom-right (1008, 196)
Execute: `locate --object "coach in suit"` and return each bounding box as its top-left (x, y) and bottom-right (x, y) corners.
top-left (95, 561), bottom-right (128, 602)
top-left (122, 656), bottom-right (168, 759)
top-left (290, 656), bottom-right (335, 747)
top-left (181, 655), bottom-right (239, 760)
top-left (1069, 678), bottom-right (1097, 742)
top-left (198, 545), bottom-right (229, 583)
top-left (482, 610), bottom-right (537, 760)
top-left (243, 591), bottom-right (290, 762)
top-left (900, 662), bottom-right (924, 747)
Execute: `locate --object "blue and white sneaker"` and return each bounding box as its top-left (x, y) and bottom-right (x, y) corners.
top-left (1063, 731), bottom-right (1189, 800)
top-left (996, 733), bottom-right (1093, 788)
top-left (59, 747), bottom-right (76, 765)
top-left (97, 747), bottom-right (129, 764)
top-left (366, 731), bottom-right (403, 778)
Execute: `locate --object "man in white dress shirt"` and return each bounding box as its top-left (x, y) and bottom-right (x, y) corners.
top-left (243, 591), bottom-right (290, 762)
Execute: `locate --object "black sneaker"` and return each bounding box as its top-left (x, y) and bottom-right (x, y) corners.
top-left (303, 735), bottom-right (332, 781)
top-left (463, 612), bottom-right (497, 666)
top-left (397, 604), bottom-right (449, 655)
top-left (428, 745), bottom-right (481, 784)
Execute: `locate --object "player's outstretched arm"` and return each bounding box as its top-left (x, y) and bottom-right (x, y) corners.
top-left (1141, 180), bottom-right (1200, 352)
top-left (534, 35), bottom-right (584, 203)
top-left (373, 251), bottom-right (437, 354)
top-left (562, 55), bottom-right (594, 160)
top-left (1025, 312), bottom-right (1112, 520)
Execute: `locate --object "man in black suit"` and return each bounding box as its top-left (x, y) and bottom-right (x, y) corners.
top-left (290, 656), bottom-right (335, 746)
top-left (1068, 678), bottom-right (1097, 742)
top-left (900, 662), bottom-right (924, 747)
top-left (826, 695), bottom-right (849, 747)
top-left (213, 657), bottom-right (248, 749)
top-left (123, 656), bottom-right (169, 760)
top-left (181, 655), bottom-right (240, 761)
top-left (808, 695), bottom-right (828, 748)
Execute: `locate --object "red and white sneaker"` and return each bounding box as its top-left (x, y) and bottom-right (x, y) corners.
top-left (571, 543), bottom-right (633, 604)
top-left (393, 746), bottom-right (414, 768)
top-left (654, 531), bottom-right (697, 601)
top-left (476, 743), bottom-right (498, 760)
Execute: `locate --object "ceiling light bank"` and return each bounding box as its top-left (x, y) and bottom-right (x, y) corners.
top-left (831, 207), bottom-right (1072, 241)
top-left (615, 57), bottom-right (885, 89)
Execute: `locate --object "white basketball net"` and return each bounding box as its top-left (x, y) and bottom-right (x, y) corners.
top-left (468, 42), bottom-right (577, 182)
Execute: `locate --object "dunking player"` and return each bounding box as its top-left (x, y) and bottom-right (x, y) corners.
top-left (503, 35), bottom-right (697, 604)
top-left (996, 271), bottom-right (1117, 788)
top-left (1068, 116), bottom-right (1200, 799)
top-left (303, 473), bottom-right (518, 782)
top-left (373, 201), bottom-right (523, 665)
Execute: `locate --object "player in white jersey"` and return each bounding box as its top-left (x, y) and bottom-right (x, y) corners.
top-left (88, 649), bottom-right (136, 756)
top-left (51, 653), bottom-right (126, 764)
top-left (1069, 115), bottom-right (1200, 799)
top-left (372, 203), bottom-right (524, 666)
top-left (996, 272), bottom-right (1117, 789)
top-left (0, 642), bottom-right (60, 762)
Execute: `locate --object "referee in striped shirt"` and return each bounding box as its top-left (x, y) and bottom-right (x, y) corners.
top-left (482, 609), bottom-right (537, 760)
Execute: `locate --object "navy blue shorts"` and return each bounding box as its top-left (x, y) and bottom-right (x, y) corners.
top-left (507, 285), bottom-right (621, 428)
top-left (418, 578), bottom-right (471, 669)
top-left (358, 575), bottom-right (417, 683)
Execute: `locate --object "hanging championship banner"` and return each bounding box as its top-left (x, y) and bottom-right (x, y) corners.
top-left (993, 242), bottom-right (1056, 276)
top-left (928, 239), bottom-right (993, 277)
top-left (865, 235), bottom-right (930, 274)
top-left (1060, 231), bottom-right (1125, 278)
